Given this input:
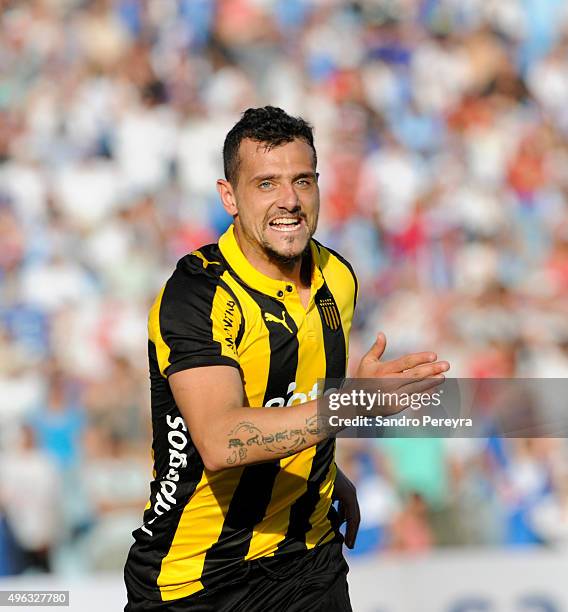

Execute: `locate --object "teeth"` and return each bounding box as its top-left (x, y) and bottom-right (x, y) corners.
top-left (271, 218), bottom-right (300, 226)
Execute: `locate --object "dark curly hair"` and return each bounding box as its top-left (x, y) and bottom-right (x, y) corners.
top-left (223, 106), bottom-right (317, 185)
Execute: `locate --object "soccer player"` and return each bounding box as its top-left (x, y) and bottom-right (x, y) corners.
top-left (124, 107), bottom-right (449, 611)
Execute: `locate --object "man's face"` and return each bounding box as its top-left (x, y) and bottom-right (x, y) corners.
top-left (227, 138), bottom-right (319, 264)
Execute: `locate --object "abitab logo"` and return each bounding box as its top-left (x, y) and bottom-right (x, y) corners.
top-left (264, 381), bottom-right (319, 407)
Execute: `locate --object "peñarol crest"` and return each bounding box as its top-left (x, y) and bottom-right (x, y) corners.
top-left (318, 297), bottom-right (341, 331)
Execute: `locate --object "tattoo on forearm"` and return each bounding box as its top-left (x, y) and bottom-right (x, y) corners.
top-left (225, 415), bottom-right (335, 466)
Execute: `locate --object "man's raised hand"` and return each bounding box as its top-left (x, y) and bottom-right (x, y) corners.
top-left (348, 332), bottom-right (450, 416)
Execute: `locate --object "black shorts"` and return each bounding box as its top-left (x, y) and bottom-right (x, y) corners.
top-left (125, 540), bottom-right (352, 612)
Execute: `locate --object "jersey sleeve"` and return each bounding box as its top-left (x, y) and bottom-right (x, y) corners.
top-left (148, 268), bottom-right (243, 378)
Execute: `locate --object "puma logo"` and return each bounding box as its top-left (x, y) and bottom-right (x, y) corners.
top-left (192, 251), bottom-right (221, 269)
top-left (264, 311), bottom-right (293, 334)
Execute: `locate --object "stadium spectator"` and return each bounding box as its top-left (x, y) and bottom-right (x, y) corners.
top-left (0, 425), bottom-right (61, 573)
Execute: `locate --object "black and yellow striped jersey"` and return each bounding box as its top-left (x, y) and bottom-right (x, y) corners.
top-left (124, 224), bottom-right (358, 603)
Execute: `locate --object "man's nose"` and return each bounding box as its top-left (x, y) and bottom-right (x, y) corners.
top-left (278, 182), bottom-right (300, 210)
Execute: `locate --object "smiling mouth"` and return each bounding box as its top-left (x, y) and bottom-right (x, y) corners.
top-left (268, 217), bottom-right (304, 232)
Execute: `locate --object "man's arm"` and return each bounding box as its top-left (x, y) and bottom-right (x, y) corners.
top-left (169, 365), bottom-right (327, 471)
top-left (169, 332), bottom-right (449, 472)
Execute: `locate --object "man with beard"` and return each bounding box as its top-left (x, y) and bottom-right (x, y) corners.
top-left (124, 106), bottom-right (448, 611)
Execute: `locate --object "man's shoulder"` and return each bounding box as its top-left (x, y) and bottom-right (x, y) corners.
top-left (154, 242), bottom-right (230, 311)
top-left (174, 242), bottom-right (227, 281)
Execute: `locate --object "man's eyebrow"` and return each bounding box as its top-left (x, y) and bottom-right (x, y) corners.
top-left (250, 173), bottom-right (279, 183)
top-left (249, 171), bottom-right (318, 183)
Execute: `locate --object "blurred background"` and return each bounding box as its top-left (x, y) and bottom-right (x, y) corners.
top-left (1, 0), bottom-right (568, 609)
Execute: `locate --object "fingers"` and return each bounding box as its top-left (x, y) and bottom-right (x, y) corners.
top-left (362, 332), bottom-right (387, 363)
top-left (396, 374), bottom-right (446, 397)
top-left (382, 351), bottom-right (437, 374)
top-left (362, 360), bottom-right (449, 392)
top-left (377, 376), bottom-right (446, 415)
top-left (402, 360), bottom-right (450, 380)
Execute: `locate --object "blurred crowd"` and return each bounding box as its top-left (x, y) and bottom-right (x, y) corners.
top-left (2, 0), bottom-right (568, 576)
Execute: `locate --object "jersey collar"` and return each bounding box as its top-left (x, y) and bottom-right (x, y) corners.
top-left (218, 224), bottom-right (324, 300)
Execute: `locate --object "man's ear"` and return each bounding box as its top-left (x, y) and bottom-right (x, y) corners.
top-left (217, 179), bottom-right (238, 217)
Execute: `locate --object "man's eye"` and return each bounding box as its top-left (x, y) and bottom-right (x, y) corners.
top-left (259, 181), bottom-right (272, 189)
top-left (296, 179), bottom-right (310, 186)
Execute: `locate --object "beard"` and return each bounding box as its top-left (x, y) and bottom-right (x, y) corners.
top-left (259, 225), bottom-right (313, 268)
top-left (261, 241), bottom-right (310, 267)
